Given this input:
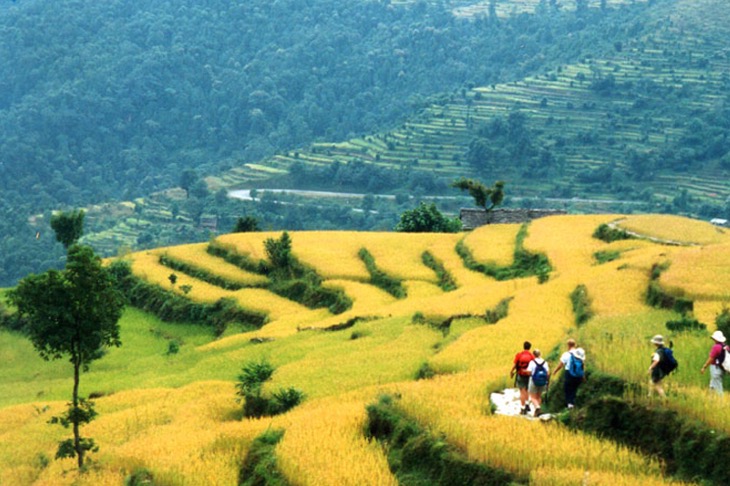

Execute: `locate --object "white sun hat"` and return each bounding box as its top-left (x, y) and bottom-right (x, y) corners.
top-left (711, 330), bottom-right (726, 343)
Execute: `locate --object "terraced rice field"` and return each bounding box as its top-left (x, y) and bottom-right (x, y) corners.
top-left (2, 214), bottom-right (728, 484)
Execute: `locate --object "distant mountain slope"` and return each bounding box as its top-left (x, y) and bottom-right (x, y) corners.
top-left (45, 0), bottom-right (730, 274)
top-left (0, 0), bottom-right (661, 284)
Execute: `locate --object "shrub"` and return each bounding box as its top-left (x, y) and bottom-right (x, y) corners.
top-left (236, 359), bottom-right (305, 418)
top-left (665, 316), bottom-right (706, 333)
top-left (716, 307), bottom-right (730, 338)
top-left (237, 359), bottom-right (275, 397)
top-left (593, 223), bottom-right (634, 242)
top-left (593, 249), bottom-right (621, 264)
top-left (124, 468), bottom-right (154, 486)
top-left (394, 202), bottom-right (462, 233)
top-left (415, 362), bottom-right (436, 380)
top-left (269, 388), bottom-right (305, 415)
top-left (570, 284), bottom-right (593, 326)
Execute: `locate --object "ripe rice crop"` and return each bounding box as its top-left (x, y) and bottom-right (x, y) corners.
top-left (396, 373), bottom-right (666, 479)
top-left (660, 242), bottom-right (730, 301)
top-left (277, 398), bottom-right (397, 486)
top-left (6, 214), bottom-right (730, 484)
top-left (617, 214), bottom-right (730, 245)
top-left (460, 223), bottom-right (521, 267)
top-left (215, 231), bottom-right (279, 261)
top-left (430, 278), bottom-right (575, 373)
top-left (524, 215), bottom-right (619, 272)
top-left (161, 243), bottom-right (268, 286)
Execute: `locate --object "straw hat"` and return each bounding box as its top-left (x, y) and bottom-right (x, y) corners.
top-left (711, 330), bottom-right (726, 343)
top-left (650, 335), bottom-right (664, 345)
top-left (573, 348), bottom-right (586, 360)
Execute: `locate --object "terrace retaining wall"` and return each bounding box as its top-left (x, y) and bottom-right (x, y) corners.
top-left (460, 208), bottom-right (567, 230)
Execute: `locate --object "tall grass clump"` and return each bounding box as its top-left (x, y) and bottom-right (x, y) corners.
top-left (484, 297), bottom-right (513, 324)
top-left (239, 429), bottom-right (289, 486)
top-left (358, 248), bottom-right (407, 298)
top-left (421, 251), bottom-right (457, 292)
top-left (570, 284), bottom-right (593, 326)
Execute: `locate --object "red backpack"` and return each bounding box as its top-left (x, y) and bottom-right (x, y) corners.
top-left (515, 350), bottom-right (534, 376)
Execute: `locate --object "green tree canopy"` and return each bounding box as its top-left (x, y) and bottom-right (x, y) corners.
top-left (7, 244), bottom-right (124, 468)
top-left (50, 210), bottom-right (85, 249)
top-left (395, 202), bottom-right (462, 233)
top-left (452, 179), bottom-right (505, 212)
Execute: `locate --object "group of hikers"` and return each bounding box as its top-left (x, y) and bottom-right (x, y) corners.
top-left (649, 329), bottom-right (729, 397)
top-left (510, 338), bottom-right (585, 417)
top-left (512, 331), bottom-right (729, 415)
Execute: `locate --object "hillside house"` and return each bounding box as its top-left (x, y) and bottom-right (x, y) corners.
top-left (459, 208), bottom-right (567, 230)
top-left (710, 218), bottom-right (729, 228)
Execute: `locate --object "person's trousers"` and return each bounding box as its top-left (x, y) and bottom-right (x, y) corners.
top-left (710, 365), bottom-right (724, 395)
top-left (564, 374), bottom-right (583, 406)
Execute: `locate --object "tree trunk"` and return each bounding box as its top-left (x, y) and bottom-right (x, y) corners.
top-left (72, 352), bottom-right (83, 469)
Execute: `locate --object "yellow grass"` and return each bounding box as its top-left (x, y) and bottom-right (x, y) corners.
top-left (277, 398), bottom-right (397, 486)
top-left (160, 243), bottom-right (268, 286)
top-left (5, 214), bottom-right (730, 484)
top-left (617, 214), bottom-right (730, 245)
top-left (660, 242), bottom-right (730, 301)
top-left (396, 372), bottom-right (664, 479)
top-left (461, 222), bottom-right (521, 267)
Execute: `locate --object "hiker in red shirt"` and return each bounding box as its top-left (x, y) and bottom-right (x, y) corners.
top-left (510, 341), bottom-right (535, 415)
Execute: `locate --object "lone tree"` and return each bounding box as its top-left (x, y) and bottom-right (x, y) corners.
top-left (7, 243), bottom-right (124, 469)
top-left (50, 209), bottom-right (85, 249)
top-left (452, 178), bottom-right (505, 212)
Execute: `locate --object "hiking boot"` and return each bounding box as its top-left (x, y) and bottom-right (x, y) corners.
top-left (534, 407), bottom-right (541, 417)
top-left (520, 406), bottom-right (528, 415)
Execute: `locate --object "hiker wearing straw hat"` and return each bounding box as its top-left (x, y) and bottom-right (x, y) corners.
top-left (700, 330), bottom-right (726, 395)
top-left (648, 335), bottom-right (668, 398)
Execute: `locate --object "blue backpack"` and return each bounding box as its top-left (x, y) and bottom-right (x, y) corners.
top-left (659, 347), bottom-right (678, 374)
top-left (532, 360), bottom-right (549, 386)
top-left (567, 353), bottom-right (585, 378)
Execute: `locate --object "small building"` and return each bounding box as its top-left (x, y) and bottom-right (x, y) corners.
top-left (710, 218), bottom-right (729, 227)
top-left (459, 208), bottom-right (567, 230)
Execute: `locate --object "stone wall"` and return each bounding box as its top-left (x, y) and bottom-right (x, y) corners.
top-left (459, 208), bottom-right (567, 230)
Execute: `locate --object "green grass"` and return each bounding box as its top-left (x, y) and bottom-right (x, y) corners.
top-left (0, 309), bottom-right (445, 408)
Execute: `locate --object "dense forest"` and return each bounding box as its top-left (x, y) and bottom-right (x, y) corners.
top-left (1, 0), bottom-right (729, 285)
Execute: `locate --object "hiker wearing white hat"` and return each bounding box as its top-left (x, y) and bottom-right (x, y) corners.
top-left (700, 330), bottom-right (727, 395)
top-left (552, 338), bottom-right (586, 409)
top-left (648, 335), bottom-right (668, 398)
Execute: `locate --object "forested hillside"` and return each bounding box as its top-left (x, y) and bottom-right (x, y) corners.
top-left (2, 0), bottom-right (730, 285)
